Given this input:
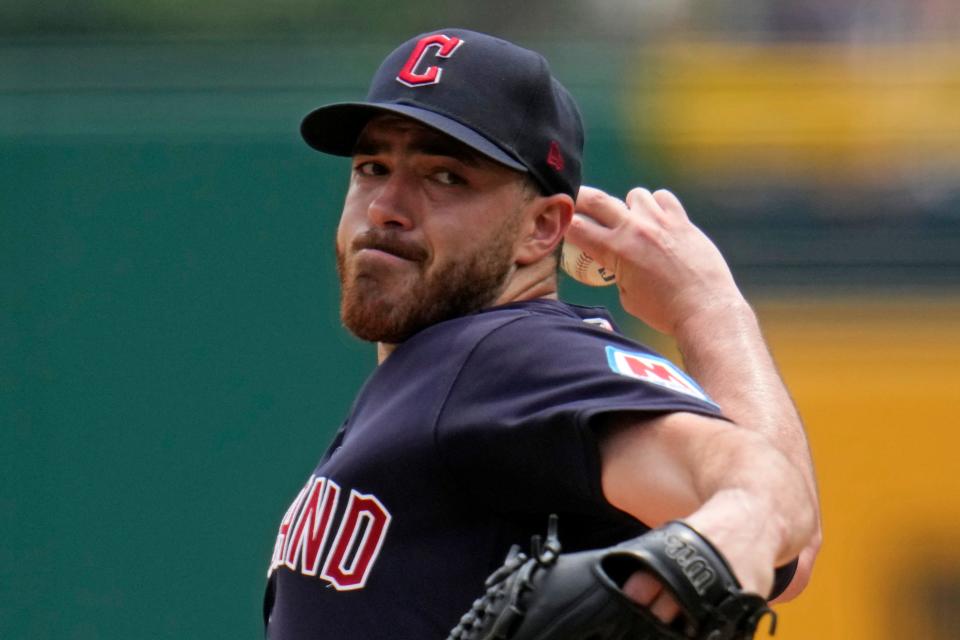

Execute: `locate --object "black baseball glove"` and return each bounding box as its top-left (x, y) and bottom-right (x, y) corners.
top-left (446, 516), bottom-right (777, 640)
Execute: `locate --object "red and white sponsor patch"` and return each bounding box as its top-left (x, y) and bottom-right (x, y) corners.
top-left (606, 346), bottom-right (717, 406)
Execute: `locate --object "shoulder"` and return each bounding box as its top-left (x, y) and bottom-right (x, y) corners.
top-left (465, 298), bottom-right (625, 351)
top-left (369, 300), bottom-right (586, 399)
top-left (394, 298), bottom-right (604, 364)
top-left (454, 299), bottom-right (662, 384)
top-left (442, 299), bottom-right (632, 381)
top-left (437, 299), bottom-right (722, 418)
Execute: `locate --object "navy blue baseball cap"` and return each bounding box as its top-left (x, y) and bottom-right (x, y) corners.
top-left (301, 28), bottom-right (584, 198)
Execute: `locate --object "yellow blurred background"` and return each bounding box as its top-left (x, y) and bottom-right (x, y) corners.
top-left (628, 41), bottom-right (960, 185)
top-left (634, 38), bottom-right (959, 638)
top-left (651, 297), bottom-right (960, 639)
top-left (763, 298), bottom-right (959, 640)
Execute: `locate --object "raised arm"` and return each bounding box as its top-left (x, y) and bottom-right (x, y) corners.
top-left (568, 185), bottom-right (822, 601)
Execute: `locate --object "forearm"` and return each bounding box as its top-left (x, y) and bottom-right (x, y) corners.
top-left (572, 184), bottom-right (821, 597)
top-left (684, 428), bottom-right (815, 566)
top-left (673, 297), bottom-right (820, 522)
top-left (673, 296), bottom-right (822, 598)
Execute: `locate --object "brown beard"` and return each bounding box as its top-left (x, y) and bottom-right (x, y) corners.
top-left (336, 218), bottom-right (520, 344)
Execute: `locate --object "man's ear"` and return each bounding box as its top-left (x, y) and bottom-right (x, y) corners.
top-left (514, 194), bottom-right (574, 266)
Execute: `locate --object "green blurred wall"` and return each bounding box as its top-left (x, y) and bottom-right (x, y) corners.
top-left (1, 38), bottom-right (632, 639)
top-left (3, 137), bottom-right (364, 637)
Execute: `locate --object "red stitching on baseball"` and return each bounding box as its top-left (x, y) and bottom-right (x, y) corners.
top-left (576, 252), bottom-right (592, 279)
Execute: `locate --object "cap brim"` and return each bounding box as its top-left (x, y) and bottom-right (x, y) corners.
top-left (300, 102), bottom-right (527, 172)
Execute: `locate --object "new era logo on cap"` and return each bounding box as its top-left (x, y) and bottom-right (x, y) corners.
top-left (546, 141), bottom-right (565, 172)
top-left (300, 28), bottom-right (584, 198)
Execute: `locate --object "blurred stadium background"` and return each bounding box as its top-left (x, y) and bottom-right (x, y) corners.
top-left (2, 1), bottom-right (958, 638)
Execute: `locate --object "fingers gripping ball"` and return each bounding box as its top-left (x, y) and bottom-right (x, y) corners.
top-left (447, 516), bottom-right (778, 640)
top-left (560, 241), bottom-right (616, 287)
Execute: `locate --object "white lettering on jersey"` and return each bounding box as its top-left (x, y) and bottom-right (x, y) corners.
top-left (320, 491), bottom-right (392, 590)
top-left (268, 475), bottom-right (392, 591)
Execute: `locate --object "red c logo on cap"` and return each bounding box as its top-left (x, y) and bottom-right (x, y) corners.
top-left (396, 34), bottom-right (464, 87)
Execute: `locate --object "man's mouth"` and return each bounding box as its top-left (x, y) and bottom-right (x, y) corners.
top-left (351, 231), bottom-right (428, 263)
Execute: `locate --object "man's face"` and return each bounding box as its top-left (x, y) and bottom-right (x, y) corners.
top-left (336, 115), bottom-right (533, 344)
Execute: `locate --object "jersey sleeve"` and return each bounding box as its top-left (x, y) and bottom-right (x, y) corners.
top-left (434, 312), bottom-right (725, 517)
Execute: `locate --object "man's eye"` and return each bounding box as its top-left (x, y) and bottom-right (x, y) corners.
top-left (433, 170), bottom-right (464, 186)
top-left (356, 161), bottom-right (386, 176)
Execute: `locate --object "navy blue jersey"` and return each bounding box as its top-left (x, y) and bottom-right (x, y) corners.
top-left (264, 299), bottom-right (725, 639)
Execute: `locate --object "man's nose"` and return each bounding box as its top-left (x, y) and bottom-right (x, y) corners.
top-left (367, 171), bottom-right (415, 230)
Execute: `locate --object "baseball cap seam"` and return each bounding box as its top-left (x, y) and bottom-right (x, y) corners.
top-left (390, 99), bottom-right (527, 168)
top-left (511, 57), bottom-right (543, 182)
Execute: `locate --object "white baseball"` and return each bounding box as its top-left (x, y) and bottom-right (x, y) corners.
top-left (561, 241), bottom-right (616, 287)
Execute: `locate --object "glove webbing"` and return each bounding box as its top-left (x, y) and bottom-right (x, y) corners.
top-left (448, 516), bottom-right (561, 640)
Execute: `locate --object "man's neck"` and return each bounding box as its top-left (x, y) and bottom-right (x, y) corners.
top-left (376, 342), bottom-right (395, 364)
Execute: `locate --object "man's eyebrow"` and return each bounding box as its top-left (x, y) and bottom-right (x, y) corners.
top-left (407, 138), bottom-right (483, 167)
top-left (352, 131), bottom-right (483, 167)
top-left (351, 137), bottom-right (382, 157)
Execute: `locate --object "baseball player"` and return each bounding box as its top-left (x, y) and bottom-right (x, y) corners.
top-left (263, 28), bottom-right (821, 639)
